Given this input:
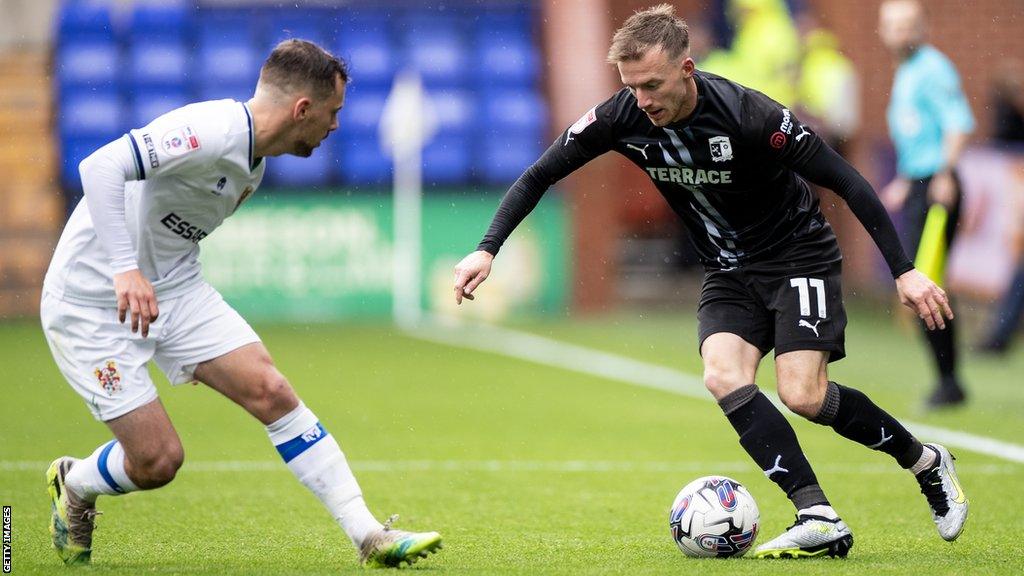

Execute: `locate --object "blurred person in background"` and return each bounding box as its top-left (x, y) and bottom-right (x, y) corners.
top-left (878, 0), bottom-right (974, 408)
top-left (41, 40), bottom-right (441, 568)
top-left (455, 4), bottom-right (966, 559)
top-left (978, 59), bottom-right (1024, 354)
top-left (794, 12), bottom-right (859, 156)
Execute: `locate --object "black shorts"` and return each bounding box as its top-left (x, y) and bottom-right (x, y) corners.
top-left (697, 254), bottom-right (848, 362)
top-left (900, 171), bottom-right (963, 257)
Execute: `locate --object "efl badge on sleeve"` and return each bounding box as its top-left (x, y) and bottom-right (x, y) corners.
top-left (709, 135), bottom-right (733, 162)
top-left (162, 126), bottom-right (202, 157)
top-left (94, 361), bottom-right (122, 395)
top-left (564, 106), bottom-right (598, 145)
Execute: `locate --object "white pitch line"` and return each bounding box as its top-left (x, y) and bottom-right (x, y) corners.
top-left (408, 317), bottom-right (1024, 465)
top-left (0, 460), bottom-right (1018, 475)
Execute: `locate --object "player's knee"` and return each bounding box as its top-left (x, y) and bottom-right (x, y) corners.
top-left (252, 368), bottom-right (298, 422)
top-left (778, 384), bottom-right (824, 419)
top-left (703, 368), bottom-right (748, 401)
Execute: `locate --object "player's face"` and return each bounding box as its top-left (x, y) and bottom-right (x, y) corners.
top-left (878, 1), bottom-right (924, 57)
top-left (618, 47), bottom-right (696, 127)
top-left (293, 76), bottom-right (346, 157)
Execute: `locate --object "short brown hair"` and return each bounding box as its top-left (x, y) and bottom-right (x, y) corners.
top-left (259, 39), bottom-right (349, 98)
top-left (607, 4), bottom-right (690, 63)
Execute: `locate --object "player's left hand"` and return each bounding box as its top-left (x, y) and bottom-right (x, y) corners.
top-left (453, 250), bottom-right (494, 305)
top-left (895, 269), bottom-right (954, 330)
top-left (927, 170), bottom-right (956, 208)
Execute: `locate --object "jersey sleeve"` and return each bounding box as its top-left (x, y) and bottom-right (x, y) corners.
top-left (739, 89), bottom-right (822, 170)
top-left (476, 95), bottom-right (621, 255)
top-left (125, 106), bottom-right (227, 180)
top-left (923, 57), bottom-right (975, 135)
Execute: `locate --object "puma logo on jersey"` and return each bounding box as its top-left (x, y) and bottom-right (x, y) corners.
top-left (763, 455), bottom-right (789, 478)
top-left (626, 143), bottom-right (650, 160)
top-left (868, 427), bottom-right (894, 449)
top-left (798, 319), bottom-right (822, 337)
top-left (795, 125), bottom-right (811, 142)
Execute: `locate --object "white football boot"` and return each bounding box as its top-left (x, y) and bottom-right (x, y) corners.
top-left (916, 443), bottom-right (969, 541)
top-left (754, 513), bottom-right (853, 559)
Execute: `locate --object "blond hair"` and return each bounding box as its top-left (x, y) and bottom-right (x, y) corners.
top-left (607, 4), bottom-right (690, 64)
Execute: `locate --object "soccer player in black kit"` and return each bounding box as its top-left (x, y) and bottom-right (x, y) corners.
top-left (454, 4), bottom-right (968, 559)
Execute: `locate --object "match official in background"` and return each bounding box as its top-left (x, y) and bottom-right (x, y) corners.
top-left (455, 4), bottom-right (967, 559)
top-left (879, 0), bottom-right (974, 408)
top-left (41, 40), bottom-right (441, 568)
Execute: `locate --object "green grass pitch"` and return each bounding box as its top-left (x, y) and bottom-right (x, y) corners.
top-left (1, 308), bottom-right (1022, 575)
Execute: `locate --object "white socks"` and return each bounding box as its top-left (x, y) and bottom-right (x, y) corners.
top-left (911, 445), bottom-right (939, 475)
top-left (798, 504), bottom-right (839, 520)
top-left (267, 402), bottom-right (383, 547)
top-left (65, 440), bottom-right (139, 503)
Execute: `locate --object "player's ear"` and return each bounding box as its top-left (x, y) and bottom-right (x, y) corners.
top-left (293, 97), bottom-right (313, 121)
top-left (681, 57), bottom-right (696, 77)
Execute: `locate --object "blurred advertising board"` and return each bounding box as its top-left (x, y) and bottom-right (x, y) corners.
top-left (199, 191), bottom-right (568, 321)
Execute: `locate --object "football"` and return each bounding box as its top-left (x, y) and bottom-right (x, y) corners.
top-left (669, 475), bottom-right (759, 558)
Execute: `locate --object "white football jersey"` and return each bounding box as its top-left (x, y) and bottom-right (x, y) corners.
top-left (45, 99), bottom-right (266, 305)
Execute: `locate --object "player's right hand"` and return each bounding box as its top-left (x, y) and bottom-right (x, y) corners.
top-left (453, 250), bottom-right (494, 305)
top-left (113, 269), bottom-right (159, 337)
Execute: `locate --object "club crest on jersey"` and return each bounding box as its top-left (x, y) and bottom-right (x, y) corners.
top-left (162, 126), bottom-right (201, 157)
top-left (94, 361), bottom-right (122, 395)
top-left (564, 106), bottom-right (597, 145)
top-left (708, 135), bottom-right (733, 162)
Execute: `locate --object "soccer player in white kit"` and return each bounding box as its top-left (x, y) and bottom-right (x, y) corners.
top-left (42, 40), bottom-right (442, 568)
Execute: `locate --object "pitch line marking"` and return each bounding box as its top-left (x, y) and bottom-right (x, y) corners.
top-left (0, 460), bottom-right (1017, 474)
top-left (408, 316), bottom-right (1024, 465)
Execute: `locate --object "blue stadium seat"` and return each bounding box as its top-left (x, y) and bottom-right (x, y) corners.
top-left (59, 90), bottom-right (124, 138)
top-left (480, 89), bottom-right (547, 134)
top-left (61, 137), bottom-right (116, 189)
top-left (336, 133), bottom-right (390, 186)
top-left (336, 28), bottom-right (394, 88)
top-left (127, 40), bottom-right (189, 89)
top-left (266, 139), bottom-right (334, 188)
top-left (55, 40), bottom-right (120, 88)
top-left (196, 13), bottom-right (261, 89)
top-left (423, 135), bottom-right (471, 184)
top-left (477, 36), bottom-right (540, 87)
top-left (339, 87), bottom-right (387, 135)
top-left (128, 0), bottom-right (191, 39)
top-left (57, 0), bottom-right (116, 42)
top-left (428, 88), bottom-right (475, 136)
top-left (265, 10), bottom-right (330, 50)
top-left (400, 14), bottom-right (467, 88)
top-left (480, 136), bottom-right (544, 185)
top-left (129, 89), bottom-right (190, 128)
top-left (197, 83), bottom-right (253, 103)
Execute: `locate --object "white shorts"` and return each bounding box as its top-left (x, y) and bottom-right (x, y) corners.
top-left (40, 281), bottom-right (260, 421)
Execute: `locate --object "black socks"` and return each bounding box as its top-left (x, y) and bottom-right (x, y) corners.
top-left (812, 381), bottom-right (924, 469)
top-left (719, 385), bottom-right (829, 510)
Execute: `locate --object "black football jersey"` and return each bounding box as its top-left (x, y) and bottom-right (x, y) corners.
top-left (557, 71), bottom-right (835, 268)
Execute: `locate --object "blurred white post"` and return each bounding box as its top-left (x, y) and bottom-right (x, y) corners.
top-left (380, 71), bottom-right (437, 329)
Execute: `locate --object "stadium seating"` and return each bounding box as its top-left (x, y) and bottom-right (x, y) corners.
top-left (55, 1), bottom-right (546, 190)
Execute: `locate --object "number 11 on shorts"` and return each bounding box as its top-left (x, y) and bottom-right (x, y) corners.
top-left (790, 277), bottom-right (827, 319)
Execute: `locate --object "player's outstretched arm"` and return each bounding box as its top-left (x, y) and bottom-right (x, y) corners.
top-left (895, 269), bottom-right (954, 331)
top-left (453, 250), bottom-right (494, 304)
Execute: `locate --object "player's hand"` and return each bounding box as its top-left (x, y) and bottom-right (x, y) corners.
top-left (895, 269), bottom-right (953, 330)
top-left (113, 269), bottom-right (159, 337)
top-left (927, 170), bottom-right (956, 208)
top-left (881, 177), bottom-right (910, 212)
top-left (453, 250), bottom-right (494, 305)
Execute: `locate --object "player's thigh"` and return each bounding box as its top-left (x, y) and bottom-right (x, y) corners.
top-left (697, 270), bottom-right (768, 398)
top-left (774, 349), bottom-right (829, 415)
top-left (40, 291), bottom-right (160, 422)
top-left (151, 281), bottom-right (262, 386)
top-left (192, 342), bottom-right (299, 424)
top-left (760, 259), bottom-right (848, 363)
